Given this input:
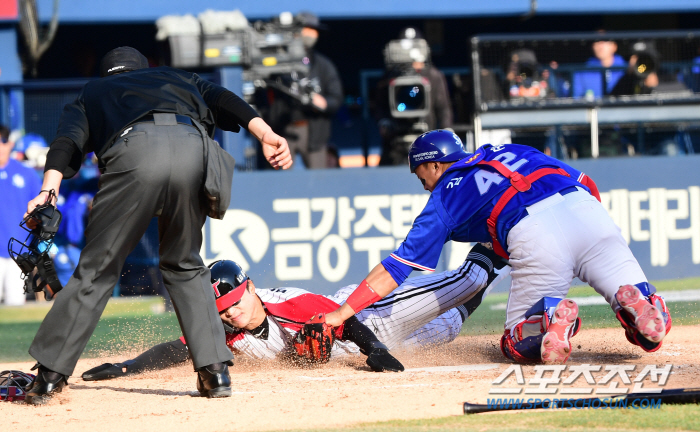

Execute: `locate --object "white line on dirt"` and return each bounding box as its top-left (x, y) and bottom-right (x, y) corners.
top-left (404, 364), bottom-right (500, 373)
top-left (228, 382), bottom-right (452, 395)
top-left (297, 364), bottom-right (500, 381)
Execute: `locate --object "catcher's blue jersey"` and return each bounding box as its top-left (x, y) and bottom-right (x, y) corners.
top-left (382, 144), bottom-right (591, 284)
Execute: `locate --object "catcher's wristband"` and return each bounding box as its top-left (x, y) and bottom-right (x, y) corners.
top-left (345, 279), bottom-right (381, 313)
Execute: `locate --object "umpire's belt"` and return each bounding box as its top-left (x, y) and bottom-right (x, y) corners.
top-left (109, 114), bottom-right (199, 157)
top-left (130, 113), bottom-right (196, 128)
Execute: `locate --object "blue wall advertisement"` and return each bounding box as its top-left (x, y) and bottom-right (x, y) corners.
top-left (201, 155), bottom-right (700, 295)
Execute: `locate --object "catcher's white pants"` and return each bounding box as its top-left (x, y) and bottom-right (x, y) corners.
top-left (505, 189), bottom-right (647, 330)
top-left (0, 256), bottom-right (25, 306)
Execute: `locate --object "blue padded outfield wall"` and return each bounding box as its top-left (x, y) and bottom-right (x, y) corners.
top-left (202, 155), bottom-right (700, 294)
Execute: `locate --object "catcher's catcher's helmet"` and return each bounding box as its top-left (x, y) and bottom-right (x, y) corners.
top-left (208, 260), bottom-right (250, 312)
top-left (0, 370), bottom-right (35, 402)
top-left (408, 129), bottom-right (469, 173)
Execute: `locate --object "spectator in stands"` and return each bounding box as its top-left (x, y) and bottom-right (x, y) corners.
top-left (573, 34), bottom-right (626, 99)
top-left (0, 125), bottom-right (41, 305)
top-left (610, 41), bottom-right (693, 156)
top-left (612, 41), bottom-right (691, 97)
top-left (504, 49), bottom-right (554, 99)
top-left (14, 133), bottom-right (50, 168)
top-left (261, 12), bottom-right (343, 169)
top-left (54, 190), bottom-right (94, 286)
top-left (611, 42), bottom-right (660, 96)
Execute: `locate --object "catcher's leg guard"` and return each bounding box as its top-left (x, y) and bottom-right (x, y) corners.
top-left (615, 282), bottom-right (672, 352)
top-left (501, 297), bottom-right (580, 364)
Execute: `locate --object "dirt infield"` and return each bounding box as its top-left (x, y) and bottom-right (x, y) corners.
top-left (2, 325), bottom-right (699, 432)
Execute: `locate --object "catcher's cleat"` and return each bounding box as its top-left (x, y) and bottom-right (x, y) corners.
top-left (196, 363), bottom-right (232, 398)
top-left (616, 285), bottom-right (666, 343)
top-left (540, 299), bottom-right (579, 364)
top-left (615, 284), bottom-right (670, 350)
top-left (24, 365), bottom-right (68, 405)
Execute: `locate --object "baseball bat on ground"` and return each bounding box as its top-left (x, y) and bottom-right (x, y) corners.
top-left (463, 387), bottom-right (700, 414)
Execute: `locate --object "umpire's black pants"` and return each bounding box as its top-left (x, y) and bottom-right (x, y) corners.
top-left (29, 114), bottom-right (233, 376)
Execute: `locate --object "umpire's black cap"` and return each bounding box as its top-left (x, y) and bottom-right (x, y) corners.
top-left (100, 46), bottom-right (149, 77)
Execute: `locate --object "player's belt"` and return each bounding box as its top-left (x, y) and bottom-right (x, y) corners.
top-left (558, 185), bottom-right (579, 196)
top-left (131, 114), bottom-right (196, 128)
top-left (476, 159), bottom-right (571, 260)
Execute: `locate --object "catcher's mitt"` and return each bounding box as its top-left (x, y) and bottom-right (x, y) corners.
top-left (293, 314), bottom-right (335, 364)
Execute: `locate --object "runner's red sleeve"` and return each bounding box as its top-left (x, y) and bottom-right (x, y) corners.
top-left (345, 279), bottom-right (381, 313)
top-left (579, 173), bottom-right (601, 202)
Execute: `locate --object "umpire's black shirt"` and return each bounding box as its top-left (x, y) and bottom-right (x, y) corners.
top-left (45, 66), bottom-right (259, 178)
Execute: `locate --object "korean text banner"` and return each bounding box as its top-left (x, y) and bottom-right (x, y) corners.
top-left (201, 156), bottom-right (700, 294)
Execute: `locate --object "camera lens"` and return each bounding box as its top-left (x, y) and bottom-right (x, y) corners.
top-left (394, 83), bottom-right (426, 112)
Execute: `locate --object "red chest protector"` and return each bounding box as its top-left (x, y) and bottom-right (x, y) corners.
top-left (476, 159), bottom-right (572, 260)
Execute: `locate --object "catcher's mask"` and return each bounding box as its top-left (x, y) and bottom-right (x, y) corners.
top-left (8, 190), bottom-right (63, 299)
top-left (0, 370), bottom-right (35, 402)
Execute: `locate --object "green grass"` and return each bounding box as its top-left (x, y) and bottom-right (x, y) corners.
top-left (0, 296), bottom-right (166, 323)
top-left (0, 297), bottom-right (182, 362)
top-left (275, 404), bottom-right (700, 432)
top-left (565, 277), bottom-right (700, 297)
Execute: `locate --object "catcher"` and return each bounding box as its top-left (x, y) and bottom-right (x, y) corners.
top-left (82, 243), bottom-right (507, 380)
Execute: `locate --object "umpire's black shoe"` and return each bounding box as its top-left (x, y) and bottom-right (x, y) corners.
top-left (196, 362), bottom-right (232, 398)
top-left (25, 364), bottom-right (68, 405)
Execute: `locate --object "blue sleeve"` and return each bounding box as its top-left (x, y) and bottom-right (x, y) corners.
top-left (381, 197), bottom-right (451, 285)
top-left (380, 257), bottom-right (412, 286)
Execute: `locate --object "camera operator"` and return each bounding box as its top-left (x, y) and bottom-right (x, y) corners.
top-left (610, 42), bottom-right (661, 96)
top-left (375, 28), bottom-right (453, 166)
top-left (262, 12), bottom-right (343, 169)
top-left (504, 49), bottom-right (555, 99)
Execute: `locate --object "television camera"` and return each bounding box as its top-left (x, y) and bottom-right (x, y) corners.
top-left (159, 11), bottom-right (319, 106)
top-left (384, 37), bottom-right (432, 120)
top-left (378, 34), bottom-right (433, 164)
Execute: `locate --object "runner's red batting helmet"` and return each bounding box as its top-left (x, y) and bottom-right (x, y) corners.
top-left (208, 260), bottom-right (250, 313)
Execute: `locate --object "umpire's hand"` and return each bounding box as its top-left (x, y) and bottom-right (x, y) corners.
top-left (248, 117), bottom-right (293, 170)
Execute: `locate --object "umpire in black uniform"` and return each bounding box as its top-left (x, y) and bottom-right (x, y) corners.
top-left (23, 47), bottom-right (292, 404)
